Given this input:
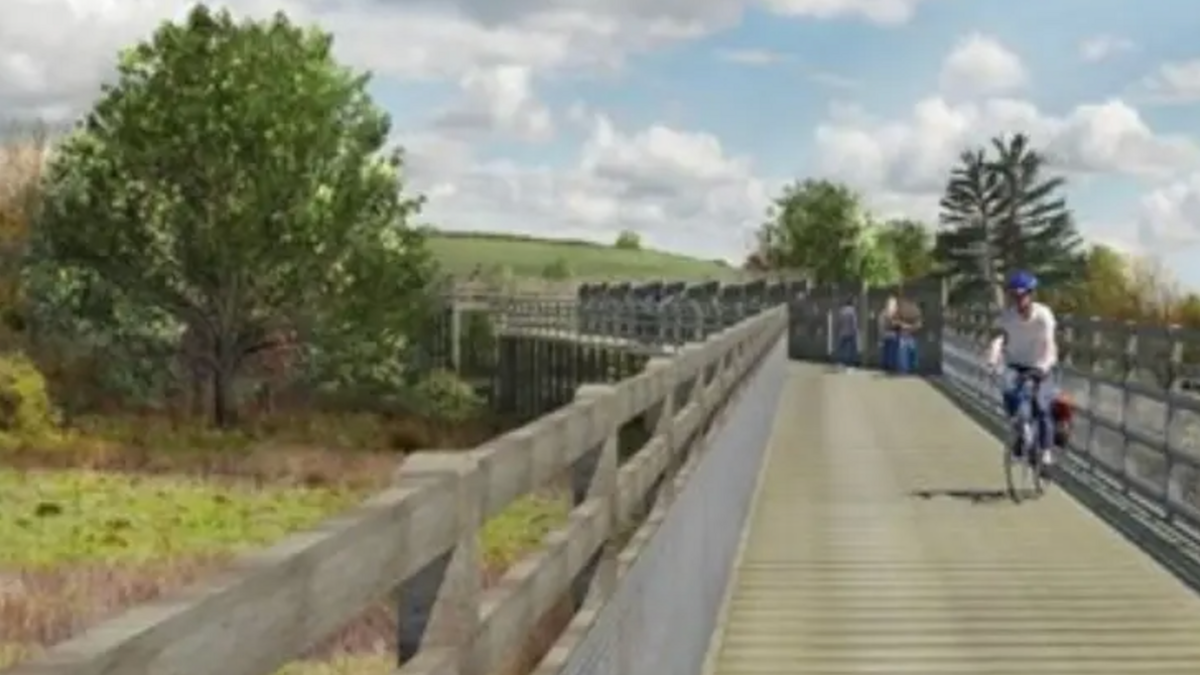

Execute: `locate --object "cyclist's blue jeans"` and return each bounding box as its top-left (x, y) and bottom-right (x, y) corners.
top-left (1001, 371), bottom-right (1057, 448)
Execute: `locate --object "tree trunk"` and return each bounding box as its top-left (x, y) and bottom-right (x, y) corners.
top-left (212, 365), bottom-right (237, 428)
top-left (190, 364), bottom-right (206, 419)
top-left (210, 333), bottom-right (239, 429)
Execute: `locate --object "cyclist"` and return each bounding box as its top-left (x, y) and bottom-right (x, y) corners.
top-left (985, 270), bottom-right (1060, 467)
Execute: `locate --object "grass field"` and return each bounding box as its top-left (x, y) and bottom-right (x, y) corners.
top-left (428, 230), bottom-right (743, 281)
top-left (0, 415), bottom-right (569, 674)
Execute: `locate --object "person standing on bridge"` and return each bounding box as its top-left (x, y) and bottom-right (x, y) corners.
top-left (986, 270), bottom-right (1072, 466)
top-left (834, 296), bottom-right (860, 368)
top-left (894, 298), bottom-right (922, 373)
top-left (877, 296), bottom-right (897, 369)
top-left (879, 296), bottom-right (921, 372)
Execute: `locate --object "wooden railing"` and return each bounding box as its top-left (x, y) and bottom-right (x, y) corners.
top-left (8, 305), bottom-right (788, 675)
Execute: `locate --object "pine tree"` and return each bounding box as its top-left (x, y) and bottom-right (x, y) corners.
top-left (990, 133), bottom-right (1084, 289)
top-left (936, 148), bottom-right (1003, 304)
top-left (936, 134), bottom-right (1084, 305)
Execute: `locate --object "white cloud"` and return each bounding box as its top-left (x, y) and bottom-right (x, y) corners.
top-left (813, 87), bottom-right (1200, 257)
top-left (403, 114), bottom-right (772, 260)
top-left (7, 0), bottom-right (1191, 270)
top-left (813, 97), bottom-right (1199, 226)
top-left (1137, 173), bottom-right (1200, 247)
top-left (0, 0), bottom-right (941, 122)
top-left (938, 33), bottom-right (1027, 98)
top-left (1078, 34), bottom-right (1134, 63)
top-left (1, 0), bottom-right (938, 265)
top-left (432, 65), bottom-right (554, 142)
top-left (763, 0), bottom-right (935, 24)
top-left (1142, 60), bottom-right (1200, 104)
top-left (715, 48), bottom-right (790, 65)
top-left (1044, 100), bottom-right (1199, 175)
top-left (0, 0), bottom-right (172, 119)
top-left (714, 49), bottom-right (860, 90)
top-left (0, 0), bottom-right (681, 119)
top-left (446, 0), bottom-right (938, 28)
top-left (1071, 218), bottom-right (1142, 255)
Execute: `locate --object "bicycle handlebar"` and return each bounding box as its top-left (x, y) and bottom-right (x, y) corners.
top-left (990, 364), bottom-right (1047, 390)
top-left (1007, 365), bottom-right (1047, 381)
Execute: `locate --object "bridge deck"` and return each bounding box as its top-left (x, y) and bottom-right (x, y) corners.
top-left (705, 363), bottom-right (1200, 674)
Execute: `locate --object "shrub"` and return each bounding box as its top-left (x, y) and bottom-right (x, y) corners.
top-left (614, 230), bottom-right (641, 250)
top-left (541, 258), bottom-right (571, 280)
top-left (0, 351), bottom-right (61, 447)
top-left (411, 369), bottom-right (483, 423)
top-left (482, 263), bottom-right (514, 288)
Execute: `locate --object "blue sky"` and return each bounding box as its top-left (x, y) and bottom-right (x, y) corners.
top-left (382, 0), bottom-right (1200, 282)
top-left (9, 0), bottom-right (1200, 283)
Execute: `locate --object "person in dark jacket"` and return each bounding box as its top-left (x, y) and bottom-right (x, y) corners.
top-left (834, 296), bottom-right (859, 368)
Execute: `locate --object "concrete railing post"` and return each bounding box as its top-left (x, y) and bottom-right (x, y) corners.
top-left (393, 453), bottom-right (483, 675)
top-left (644, 356), bottom-right (679, 500)
top-left (689, 341), bottom-right (720, 443)
top-left (570, 384), bottom-right (620, 610)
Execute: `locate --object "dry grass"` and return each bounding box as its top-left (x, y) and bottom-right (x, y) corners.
top-left (0, 408), bottom-right (571, 674)
top-left (0, 406), bottom-right (510, 484)
top-left (0, 555), bottom-right (231, 649)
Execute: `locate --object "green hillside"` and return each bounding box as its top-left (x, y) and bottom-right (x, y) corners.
top-left (427, 230), bottom-right (741, 281)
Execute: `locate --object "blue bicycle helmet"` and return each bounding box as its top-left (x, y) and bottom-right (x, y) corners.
top-left (1006, 270), bottom-right (1038, 294)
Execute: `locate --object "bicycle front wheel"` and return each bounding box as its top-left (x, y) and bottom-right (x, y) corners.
top-left (1028, 444), bottom-right (1045, 497)
top-left (1004, 424), bottom-right (1035, 502)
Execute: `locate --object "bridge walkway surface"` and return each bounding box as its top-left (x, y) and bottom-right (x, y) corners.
top-left (704, 363), bottom-right (1200, 675)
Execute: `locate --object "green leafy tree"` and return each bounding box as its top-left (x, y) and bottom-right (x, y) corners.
top-left (878, 219), bottom-right (935, 282)
top-left (936, 134), bottom-right (1083, 304)
top-left (757, 179), bottom-right (866, 284)
top-left (28, 6), bottom-right (435, 427)
top-left (1050, 244), bottom-right (1129, 318)
top-left (742, 251), bottom-right (768, 271)
top-left (852, 220), bottom-right (901, 287)
top-left (614, 230), bottom-right (641, 250)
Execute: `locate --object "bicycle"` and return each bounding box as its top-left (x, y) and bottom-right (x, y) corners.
top-left (998, 365), bottom-right (1051, 503)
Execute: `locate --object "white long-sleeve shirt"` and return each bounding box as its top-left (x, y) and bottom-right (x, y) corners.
top-left (987, 302), bottom-right (1058, 371)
